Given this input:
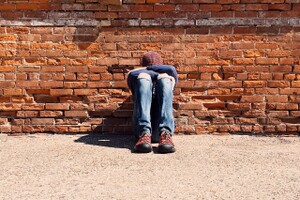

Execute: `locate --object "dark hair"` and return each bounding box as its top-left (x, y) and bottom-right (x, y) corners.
top-left (141, 51), bottom-right (163, 66)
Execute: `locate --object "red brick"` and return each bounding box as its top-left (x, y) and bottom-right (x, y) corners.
top-left (291, 81), bottom-right (300, 87)
top-left (95, 12), bottom-right (118, 18)
top-left (276, 103), bottom-right (298, 110)
top-left (0, 66), bottom-right (17, 72)
top-left (235, 11), bottom-right (257, 17)
top-left (244, 81), bottom-right (266, 88)
top-left (32, 118), bottom-right (54, 125)
top-left (40, 111), bottom-right (63, 117)
top-left (212, 117), bottom-right (234, 124)
top-left (233, 58), bottom-right (255, 65)
top-left (0, 125), bottom-right (11, 133)
top-left (290, 111), bottom-right (300, 117)
top-left (268, 111), bottom-right (289, 117)
top-left (0, 4), bottom-right (16, 10)
top-left (129, 5), bottom-right (153, 11)
top-left (203, 103), bottom-right (226, 109)
top-left (12, 97), bottom-right (35, 103)
top-left (26, 89), bottom-right (50, 95)
top-left (219, 81), bottom-right (242, 88)
top-left (125, 0), bottom-right (145, 4)
top-left (245, 66), bottom-right (269, 72)
top-left (0, 1), bottom-right (298, 135)
top-left (64, 82), bottom-right (87, 88)
top-left (101, 0), bottom-right (122, 5)
top-left (246, 4), bottom-right (269, 11)
top-left (17, 111), bottom-right (39, 118)
top-left (177, 4), bottom-right (199, 11)
top-left (146, 0), bottom-right (168, 3)
top-left (193, 0), bottom-right (216, 3)
top-left (22, 104), bottom-right (45, 111)
top-left (266, 95), bottom-right (288, 102)
top-left (0, 118), bottom-right (8, 125)
top-left (154, 4), bottom-right (175, 11)
top-left (234, 27), bottom-right (256, 34)
top-left (50, 89), bottom-right (73, 96)
top-left (70, 103), bottom-right (92, 110)
top-left (41, 66), bottom-right (65, 72)
top-left (257, 26), bottom-right (280, 34)
top-left (74, 89), bottom-right (98, 95)
top-left (241, 95), bottom-right (264, 102)
top-left (255, 88), bottom-right (277, 96)
top-left (88, 82), bottom-right (111, 88)
top-left (256, 58), bottom-right (278, 65)
top-left (199, 4), bottom-right (222, 11)
top-left (65, 111), bottom-right (88, 118)
top-left (39, 81), bottom-right (64, 88)
top-left (255, 43), bottom-right (278, 49)
top-left (268, 81), bottom-right (290, 88)
top-left (280, 58), bottom-right (294, 65)
top-left (59, 96), bottom-right (83, 103)
top-left (3, 89), bottom-right (26, 96)
top-left (269, 4), bottom-right (291, 11)
top-left (227, 103), bottom-right (252, 110)
top-left (211, 89), bottom-right (232, 96)
top-left (260, 11), bottom-right (281, 18)
top-left (45, 103), bottom-right (70, 110)
top-left (210, 26), bottom-right (233, 34)
top-left (235, 117), bottom-right (257, 125)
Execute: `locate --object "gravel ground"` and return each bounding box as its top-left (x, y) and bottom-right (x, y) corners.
top-left (0, 133), bottom-right (299, 200)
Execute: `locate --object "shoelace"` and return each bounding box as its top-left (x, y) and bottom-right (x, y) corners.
top-left (136, 133), bottom-right (151, 146)
top-left (159, 132), bottom-right (174, 145)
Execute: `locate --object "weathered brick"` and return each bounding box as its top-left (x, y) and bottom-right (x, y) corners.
top-left (235, 117), bottom-right (257, 125)
top-left (40, 111), bottom-right (64, 117)
top-left (291, 81), bottom-right (300, 87)
top-left (256, 58), bottom-right (278, 65)
top-left (45, 103), bottom-right (70, 110)
top-left (227, 103), bottom-right (252, 110)
top-left (276, 103), bottom-right (298, 110)
top-left (50, 89), bottom-right (73, 96)
top-left (65, 111), bottom-right (89, 118)
top-left (17, 111), bottom-right (39, 118)
top-left (268, 80), bottom-right (290, 88)
top-left (32, 118), bottom-right (55, 125)
top-left (178, 103), bottom-right (205, 110)
top-left (3, 89), bottom-right (26, 96)
top-left (0, 1), bottom-right (298, 135)
top-left (22, 104), bottom-right (45, 111)
top-left (244, 81), bottom-right (266, 88)
top-left (241, 95), bottom-right (264, 102)
top-left (266, 95), bottom-right (288, 102)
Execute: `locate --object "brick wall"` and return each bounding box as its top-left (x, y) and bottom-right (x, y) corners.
top-left (0, 0), bottom-right (299, 135)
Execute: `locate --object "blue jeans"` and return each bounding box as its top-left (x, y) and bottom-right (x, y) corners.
top-left (132, 73), bottom-right (175, 142)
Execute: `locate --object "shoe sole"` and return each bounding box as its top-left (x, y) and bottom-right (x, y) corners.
top-left (158, 144), bottom-right (176, 154)
top-left (134, 143), bottom-right (152, 153)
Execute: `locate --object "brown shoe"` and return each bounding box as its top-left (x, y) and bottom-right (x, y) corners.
top-left (134, 133), bottom-right (152, 153)
top-left (158, 131), bottom-right (176, 154)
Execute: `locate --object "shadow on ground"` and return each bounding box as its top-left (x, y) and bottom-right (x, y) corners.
top-left (74, 134), bottom-right (163, 153)
top-left (74, 134), bottom-right (136, 152)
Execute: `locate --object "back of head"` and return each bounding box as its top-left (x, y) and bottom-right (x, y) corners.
top-left (141, 51), bottom-right (163, 66)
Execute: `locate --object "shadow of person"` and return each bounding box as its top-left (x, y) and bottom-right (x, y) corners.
top-left (74, 133), bottom-right (136, 152)
top-left (74, 134), bottom-right (163, 154)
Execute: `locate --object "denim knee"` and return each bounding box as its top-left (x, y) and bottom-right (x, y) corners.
top-left (157, 73), bottom-right (175, 90)
top-left (137, 72), bottom-right (151, 81)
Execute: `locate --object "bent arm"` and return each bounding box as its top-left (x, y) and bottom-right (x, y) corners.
top-left (146, 65), bottom-right (178, 84)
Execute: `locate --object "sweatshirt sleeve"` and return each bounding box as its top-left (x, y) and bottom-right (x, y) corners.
top-left (146, 65), bottom-right (178, 84)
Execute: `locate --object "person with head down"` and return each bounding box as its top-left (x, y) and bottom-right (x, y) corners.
top-left (127, 51), bottom-right (178, 153)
